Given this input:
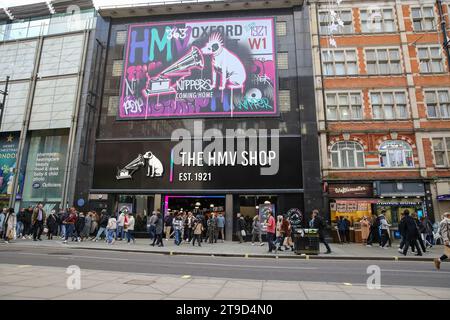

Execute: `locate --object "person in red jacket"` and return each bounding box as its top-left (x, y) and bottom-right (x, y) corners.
top-left (62, 208), bottom-right (77, 244)
top-left (266, 211), bottom-right (276, 253)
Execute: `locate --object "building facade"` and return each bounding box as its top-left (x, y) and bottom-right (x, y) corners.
top-left (74, 0), bottom-right (323, 238)
top-left (310, 0), bottom-right (450, 231)
top-left (0, 1), bottom-right (97, 213)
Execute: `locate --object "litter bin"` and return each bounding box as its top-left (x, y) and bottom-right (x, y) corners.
top-left (293, 228), bottom-right (320, 255)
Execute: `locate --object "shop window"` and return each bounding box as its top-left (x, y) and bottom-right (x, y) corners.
top-left (112, 60), bottom-right (124, 76)
top-left (370, 91), bottom-right (408, 120)
top-left (330, 141), bottom-right (365, 168)
top-left (365, 48), bottom-right (401, 75)
top-left (360, 8), bottom-right (396, 33)
top-left (276, 21), bottom-right (287, 36)
top-left (322, 49), bottom-right (358, 76)
top-left (432, 137), bottom-right (450, 167)
top-left (277, 52), bottom-right (288, 70)
top-left (425, 90), bottom-right (450, 119)
top-left (319, 10), bottom-right (354, 34)
top-left (411, 6), bottom-right (436, 32)
top-left (326, 92), bottom-right (362, 120)
top-left (379, 140), bottom-right (414, 168)
top-left (418, 46), bottom-right (444, 73)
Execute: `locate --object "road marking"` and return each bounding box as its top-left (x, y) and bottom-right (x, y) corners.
top-left (15, 252), bottom-right (129, 261)
top-left (17, 265), bottom-right (32, 268)
top-left (185, 262), bottom-right (317, 270)
top-left (181, 275), bottom-right (191, 279)
top-left (382, 268), bottom-right (450, 274)
top-left (343, 282), bottom-right (352, 286)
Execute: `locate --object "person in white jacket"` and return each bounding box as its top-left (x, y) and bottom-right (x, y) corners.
top-left (434, 212), bottom-right (450, 270)
top-left (379, 211), bottom-right (391, 249)
top-left (106, 216), bottom-right (117, 245)
top-left (4, 208), bottom-right (17, 243)
top-left (124, 212), bottom-right (135, 244)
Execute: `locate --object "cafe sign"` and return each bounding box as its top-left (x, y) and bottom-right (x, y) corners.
top-left (328, 184), bottom-right (373, 198)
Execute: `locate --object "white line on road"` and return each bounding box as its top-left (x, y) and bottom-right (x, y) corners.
top-left (15, 252), bottom-right (129, 261)
top-left (185, 262), bottom-right (317, 270)
top-left (382, 268), bottom-right (450, 275)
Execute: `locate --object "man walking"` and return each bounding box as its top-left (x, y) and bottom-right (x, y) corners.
top-left (164, 211), bottom-right (173, 240)
top-left (311, 209), bottom-right (332, 254)
top-left (434, 212), bottom-right (450, 270)
top-left (216, 212), bottom-right (225, 242)
top-left (32, 203), bottom-right (46, 241)
top-left (147, 211), bottom-right (158, 240)
top-left (236, 213), bottom-right (246, 243)
top-left (400, 209), bottom-right (422, 256)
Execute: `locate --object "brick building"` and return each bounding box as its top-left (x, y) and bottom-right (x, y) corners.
top-left (310, 0), bottom-right (450, 229)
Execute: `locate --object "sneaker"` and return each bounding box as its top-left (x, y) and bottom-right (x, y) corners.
top-left (324, 250), bottom-right (332, 254)
top-left (434, 258), bottom-right (441, 270)
top-left (251, 243), bottom-right (255, 246)
top-left (4, 241), bottom-right (8, 244)
top-left (383, 246), bottom-right (389, 250)
top-left (260, 243), bottom-right (265, 246)
top-left (63, 240), bottom-right (67, 244)
top-left (398, 249), bottom-right (403, 254)
top-left (366, 244), bottom-right (372, 247)
top-left (22, 236), bottom-right (26, 240)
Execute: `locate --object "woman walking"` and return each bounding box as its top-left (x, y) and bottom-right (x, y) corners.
top-left (4, 208), bottom-right (17, 243)
top-left (151, 212), bottom-right (164, 247)
top-left (125, 212), bottom-right (135, 244)
top-left (251, 215), bottom-right (264, 246)
top-left (46, 209), bottom-right (59, 240)
top-left (282, 215), bottom-right (294, 251)
top-left (81, 212), bottom-right (92, 241)
top-left (360, 216), bottom-right (370, 245)
top-left (275, 215), bottom-right (284, 251)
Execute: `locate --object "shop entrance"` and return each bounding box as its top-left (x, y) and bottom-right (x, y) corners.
top-left (164, 195), bottom-right (226, 215)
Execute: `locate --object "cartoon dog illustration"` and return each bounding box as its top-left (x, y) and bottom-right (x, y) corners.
top-left (143, 151), bottom-right (164, 178)
top-left (201, 33), bottom-right (247, 91)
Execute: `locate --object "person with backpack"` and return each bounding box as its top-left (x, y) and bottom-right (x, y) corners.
top-left (434, 212), bottom-right (450, 270)
top-left (94, 210), bottom-right (109, 242)
top-left (311, 209), bottom-right (332, 254)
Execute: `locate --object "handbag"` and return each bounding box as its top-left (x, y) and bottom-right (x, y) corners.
top-left (43, 227), bottom-right (49, 234)
top-left (241, 230), bottom-right (246, 237)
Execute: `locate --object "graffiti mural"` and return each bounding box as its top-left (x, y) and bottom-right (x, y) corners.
top-left (118, 18), bottom-right (277, 119)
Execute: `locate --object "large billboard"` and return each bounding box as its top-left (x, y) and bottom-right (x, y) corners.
top-left (119, 17), bottom-right (277, 119)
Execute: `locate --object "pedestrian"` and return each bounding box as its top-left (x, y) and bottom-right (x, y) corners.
top-left (173, 213), bottom-right (183, 246)
top-left (412, 213), bottom-right (427, 253)
top-left (31, 202), bottom-right (46, 241)
top-left (164, 211), bottom-right (173, 241)
top-left (434, 212), bottom-right (450, 270)
top-left (344, 216), bottom-right (351, 243)
top-left (16, 208), bottom-right (26, 239)
top-left (106, 214), bottom-right (117, 245)
top-left (275, 215), bottom-right (284, 251)
top-left (124, 212), bottom-right (135, 244)
top-left (282, 215), bottom-right (294, 251)
top-left (207, 212), bottom-right (217, 243)
top-left (185, 212), bottom-right (194, 243)
top-left (90, 211), bottom-right (99, 237)
top-left (62, 209), bottom-right (77, 244)
top-left (117, 210), bottom-right (126, 241)
top-left (366, 213), bottom-right (379, 247)
top-left (46, 209), bottom-right (59, 240)
top-left (216, 212), bottom-right (225, 242)
top-left (75, 211), bottom-right (85, 242)
top-left (147, 211), bottom-right (158, 240)
top-left (251, 215), bottom-right (264, 246)
top-left (266, 210), bottom-right (276, 253)
top-left (311, 209), bottom-right (332, 254)
top-left (400, 209), bottom-right (422, 256)
top-left (236, 213), bottom-right (246, 243)
top-left (360, 216), bottom-right (370, 245)
top-left (151, 211), bottom-right (164, 247)
top-left (379, 212), bottom-right (391, 249)
top-left (94, 209), bottom-right (109, 242)
top-left (337, 216), bottom-right (347, 244)
top-left (3, 208), bottom-right (17, 243)
top-left (192, 217), bottom-right (203, 247)
top-left (81, 212), bottom-right (92, 241)
top-left (0, 208), bottom-right (6, 239)
top-left (422, 216), bottom-right (434, 248)
top-left (23, 207), bottom-right (33, 239)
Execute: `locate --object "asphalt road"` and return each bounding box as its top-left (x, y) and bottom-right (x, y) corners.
top-left (0, 244), bottom-right (449, 289)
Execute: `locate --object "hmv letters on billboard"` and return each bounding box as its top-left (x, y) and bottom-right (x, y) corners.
top-left (119, 18), bottom-right (278, 119)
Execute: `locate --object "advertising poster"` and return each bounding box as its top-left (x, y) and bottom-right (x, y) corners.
top-left (119, 17), bottom-right (277, 119)
top-left (0, 132), bottom-right (19, 198)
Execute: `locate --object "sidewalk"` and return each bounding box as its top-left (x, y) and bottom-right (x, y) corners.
top-left (4, 237), bottom-right (447, 262)
top-left (0, 263), bottom-right (448, 300)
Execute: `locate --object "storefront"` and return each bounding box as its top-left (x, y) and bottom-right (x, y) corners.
top-left (435, 181), bottom-right (450, 219)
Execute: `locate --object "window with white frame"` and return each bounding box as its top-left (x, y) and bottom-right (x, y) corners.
top-left (322, 49), bottom-right (358, 76)
top-left (360, 8), bottom-right (396, 33)
top-left (330, 141), bottom-right (365, 168)
top-left (370, 91), bottom-right (408, 120)
top-left (365, 48), bottom-right (401, 74)
top-left (411, 6), bottom-right (436, 32)
top-left (418, 46), bottom-right (444, 73)
top-left (425, 90), bottom-right (450, 119)
top-left (379, 140), bottom-right (414, 168)
top-left (319, 10), bottom-right (354, 34)
top-left (432, 137), bottom-right (450, 167)
top-left (326, 92), bottom-right (362, 120)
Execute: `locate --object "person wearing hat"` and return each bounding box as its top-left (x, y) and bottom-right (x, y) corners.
top-left (434, 212), bottom-right (450, 270)
top-left (94, 209), bottom-right (109, 242)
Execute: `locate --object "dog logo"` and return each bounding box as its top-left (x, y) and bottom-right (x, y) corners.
top-left (116, 151), bottom-right (164, 180)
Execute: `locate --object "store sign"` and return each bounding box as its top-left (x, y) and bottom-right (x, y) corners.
top-left (119, 17), bottom-right (277, 119)
top-left (0, 132), bottom-right (19, 197)
top-left (328, 184), bottom-right (373, 198)
top-left (93, 135), bottom-right (302, 190)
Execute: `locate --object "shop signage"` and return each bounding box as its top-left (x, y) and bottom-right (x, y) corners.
top-left (328, 184), bottom-right (373, 198)
top-left (119, 17), bottom-right (277, 119)
top-left (92, 136), bottom-right (302, 190)
top-left (437, 194), bottom-right (450, 201)
top-left (0, 132), bottom-right (19, 198)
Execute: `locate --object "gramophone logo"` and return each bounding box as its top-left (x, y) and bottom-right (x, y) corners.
top-left (116, 151), bottom-right (164, 180)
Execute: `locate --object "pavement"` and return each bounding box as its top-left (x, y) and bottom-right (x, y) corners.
top-left (3, 237), bottom-right (447, 262)
top-left (0, 263), bottom-right (449, 300)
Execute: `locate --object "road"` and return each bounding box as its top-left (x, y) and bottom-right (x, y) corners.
top-left (0, 244), bottom-right (449, 289)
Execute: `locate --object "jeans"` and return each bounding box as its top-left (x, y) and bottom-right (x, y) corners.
top-left (174, 229), bottom-right (182, 245)
top-left (148, 225), bottom-right (156, 240)
top-left (117, 226), bottom-right (124, 239)
top-left (64, 224), bottom-right (74, 241)
top-left (95, 227), bottom-right (107, 240)
top-left (267, 232), bottom-right (276, 252)
top-left (126, 230), bottom-right (135, 243)
top-left (107, 229), bottom-right (115, 243)
top-left (16, 221), bottom-right (24, 237)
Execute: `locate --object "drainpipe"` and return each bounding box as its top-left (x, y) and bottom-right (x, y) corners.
top-left (437, 0), bottom-right (450, 72)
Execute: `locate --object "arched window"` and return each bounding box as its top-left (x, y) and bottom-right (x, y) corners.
top-left (330, 141), bottom-right (365, 168)
top-left (379, 140), bottom-right (414, 168)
